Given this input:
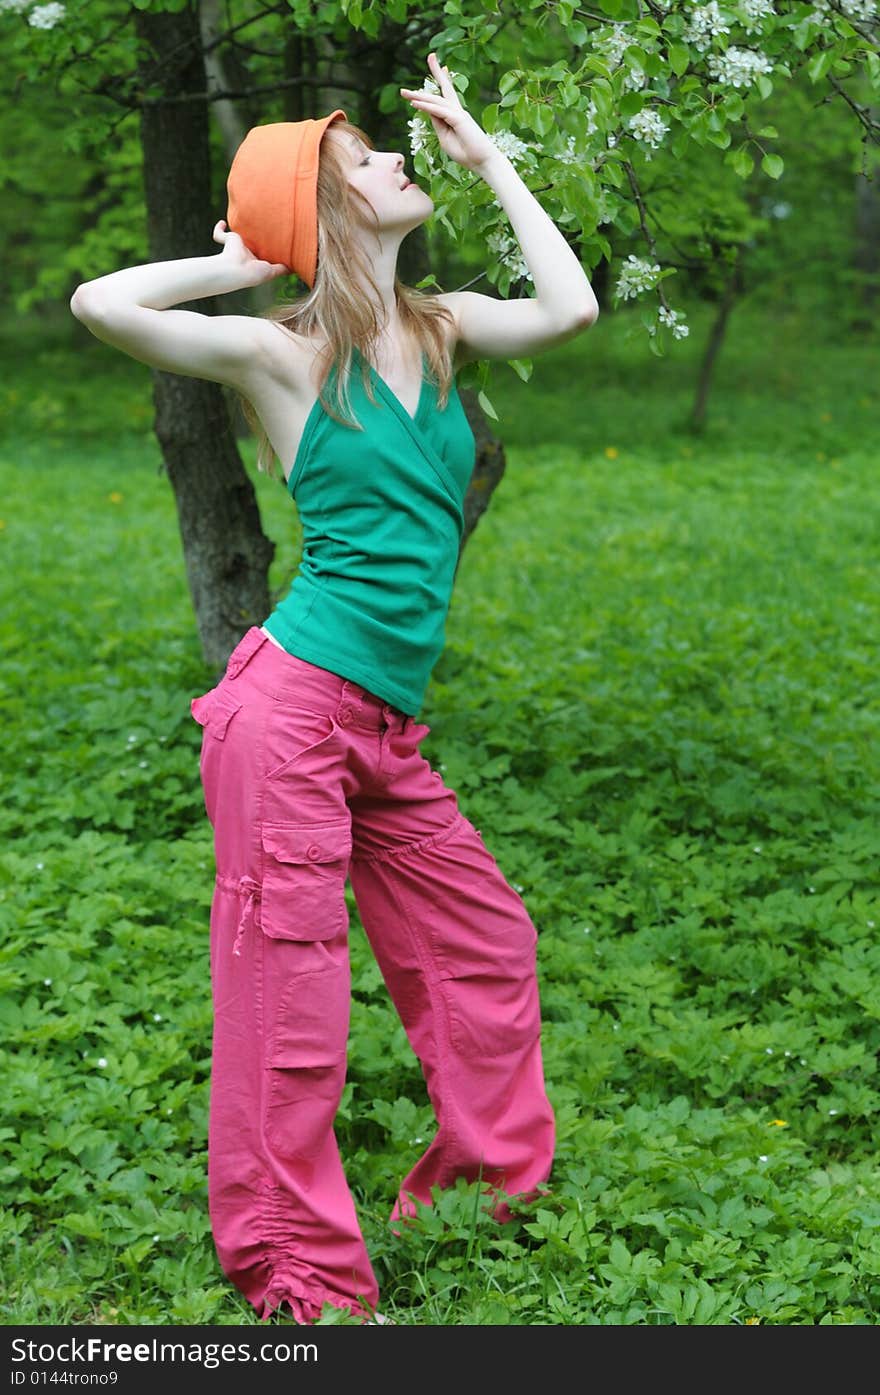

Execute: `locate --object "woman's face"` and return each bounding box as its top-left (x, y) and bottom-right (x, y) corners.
top-left (342, 130), bottom-right (433, 231)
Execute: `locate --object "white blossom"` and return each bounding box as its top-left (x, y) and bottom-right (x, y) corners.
top-left (595, 22), bottom-right (631, 68)
top-left (807, 0), bottom-right (876, 18)
top-left (554, 134), bottom-right (581, 166)
top-left (622, 65), bottom-right (649, 94)
top-left (684, 2), bottom-right (732, 53)
top-left (487, 129), bottom-right (534, 166)
top-left (708, 46), bottom-right (774, 88)
top-left (27, 0), bottom-right (64, 26)
top-left (658, 305), bottom-right (690, 338)
top-left (486, 228), bottom-right (532, 283)
top-left (97, 1057), bottom-right (108, 1068)
top-left (737, 0), bottom-right (777, 33)
top-left (615, 254), bottom-right (661, 300)
top-left (0, 0), bottom-right (32, 12)
top-left (627, 107), bottom-right (670, 154)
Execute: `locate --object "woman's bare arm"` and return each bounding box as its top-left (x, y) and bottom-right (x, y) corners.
top-left (69, 222), bottom-right (288, 391)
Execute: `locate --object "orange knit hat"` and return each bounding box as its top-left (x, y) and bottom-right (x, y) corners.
top-left (226, 111), bottom-right (348, 288)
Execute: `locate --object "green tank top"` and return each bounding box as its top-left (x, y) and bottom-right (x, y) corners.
top-left (261, 345), bottom-right (477, 717)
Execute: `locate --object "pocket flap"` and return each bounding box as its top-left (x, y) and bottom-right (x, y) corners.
top-left (191, 684), bottom-right (242, 740)
top-left (261, 821), bottom-right (352, 867)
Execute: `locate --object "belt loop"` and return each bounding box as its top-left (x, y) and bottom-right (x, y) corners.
top-left (225, 626), bottom-right (270, 681)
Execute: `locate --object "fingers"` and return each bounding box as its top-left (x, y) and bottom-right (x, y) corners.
top-left (428, 51), bottom-right (451, 88)
top-left (400, 51), bottom-right (455, 101)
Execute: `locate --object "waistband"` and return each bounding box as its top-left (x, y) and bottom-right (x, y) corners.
top-left (220, 626), bottom-right (412, 733)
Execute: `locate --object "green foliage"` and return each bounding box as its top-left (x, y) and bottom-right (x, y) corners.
top-left (1, 302), bottom-right (879, 1324)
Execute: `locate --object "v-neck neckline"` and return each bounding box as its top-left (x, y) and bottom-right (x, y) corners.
top-left (353, 345), bottom-right (429, 423)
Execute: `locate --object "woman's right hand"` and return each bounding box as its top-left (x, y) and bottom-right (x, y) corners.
top-left (213, 220), bottom-right (291, 285)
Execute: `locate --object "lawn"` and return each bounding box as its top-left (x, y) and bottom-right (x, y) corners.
top-left (1, 300), bottom-right (879, 1324)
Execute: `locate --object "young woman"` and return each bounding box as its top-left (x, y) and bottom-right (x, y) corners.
top-left (70, 52), bottom-right (598, 1325)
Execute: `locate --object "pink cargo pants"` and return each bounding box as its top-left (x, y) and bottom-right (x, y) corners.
top-left (189, 625), bottom-right (555, 1323)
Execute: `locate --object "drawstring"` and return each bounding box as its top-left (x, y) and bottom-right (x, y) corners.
top-left (232, 875), bottom-right (260, 957)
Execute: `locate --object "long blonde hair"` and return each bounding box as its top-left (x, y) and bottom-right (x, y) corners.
top-left (236, 119), bottom-right (456, 479)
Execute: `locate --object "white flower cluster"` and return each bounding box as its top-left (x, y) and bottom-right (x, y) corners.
top-left (708, 45), bottom-right (774, 86)
top-left (27, 0), bottom-right (64, 25)
top-left (615, 254), bottom-right (661, 300)
top-left (595, 22), bottom-right (630, 68)
top-left (487, 128), bottom-right (538, 169)
top-left (622, 64), bottom-right (648, 93)
top-left (407, 114), bottom-right (439, 171)
top-left (627, 107), bottom-right (670, 155)
top-left (486, 228), bottom-right (533, 283)
top-left (808, 0), bottom-right (877, 17)
top-left (683, 2), bottom-right (732, 53)
top-left (553, 134), bottom-right (581, 165)
top-left (406, 74), bottom-right (443, 170)
top-left (737, 0), bottom-right (777, 33)
top-left (658, 305), bottom-right (690, 338)
top-left (0, 0), bottom-right (31, 11)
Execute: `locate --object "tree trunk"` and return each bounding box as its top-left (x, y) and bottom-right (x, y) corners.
top-left (133, 1), bottom-right (274, 674)
top-left (690, 247), bottom-right (744, 432)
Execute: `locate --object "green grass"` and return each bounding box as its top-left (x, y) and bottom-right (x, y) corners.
top-left (1, 300), bottom-right (879, 1325)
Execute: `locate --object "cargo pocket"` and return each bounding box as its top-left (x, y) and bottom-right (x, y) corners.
top-left (259, 820), bottom-right (352, 942)
top-left (264, 954), bottom-right (350, 1165)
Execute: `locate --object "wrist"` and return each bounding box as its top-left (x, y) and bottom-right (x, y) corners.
top-left (472, 146), bottom-right (513, 183)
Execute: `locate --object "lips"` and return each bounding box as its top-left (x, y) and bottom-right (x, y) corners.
top-left (401, 180), bottom-right (412, 189)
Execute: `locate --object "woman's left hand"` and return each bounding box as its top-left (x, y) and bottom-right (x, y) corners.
top-left (401, 53), bottom-right (498, 173)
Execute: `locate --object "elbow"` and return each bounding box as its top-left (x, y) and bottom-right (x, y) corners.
top-left (69, 285), bottom-right (103, 321)
top-left (574, 301), bottom-right (599, 329)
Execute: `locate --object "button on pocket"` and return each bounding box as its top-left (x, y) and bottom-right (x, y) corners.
top-left (259, 820), bottom-right (352, 941)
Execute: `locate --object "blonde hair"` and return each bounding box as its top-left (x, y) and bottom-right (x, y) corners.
top-left (236, 119), bottom-right (455, 479)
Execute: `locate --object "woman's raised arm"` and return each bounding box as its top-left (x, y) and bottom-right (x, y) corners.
top-left (69, 221), bottom-right (288, 391)
top-left (403, 56), bottom-right (599, 363)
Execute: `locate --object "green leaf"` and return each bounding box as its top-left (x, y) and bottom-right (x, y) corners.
top-left (808, 49), bottom-right (836, 83)
top-left (477, 390), bottom-right (499, 421)
top-left (731, 145), bottom-right (754, 178)
top-left (762, 153), bottom-right (784, 179)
